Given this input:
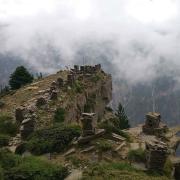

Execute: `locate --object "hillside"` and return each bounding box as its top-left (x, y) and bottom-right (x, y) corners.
top-left (0, 65), bottom-right (180, 180)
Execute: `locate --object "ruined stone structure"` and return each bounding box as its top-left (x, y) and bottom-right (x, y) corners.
top-left (81, 113), bottom-right (95, 137)
top-left (56, 77), bottom-right (64, 88)
top-left (67, 74), bottom-right (75, 86)
top-left (145, 140), bottom-right (168, 171)
top-left (20, 114), bottom-right (36, 139)
top-left (142, 112), bottom-right (168, 136)
top-left (78, 112), bottom-right (105, 144)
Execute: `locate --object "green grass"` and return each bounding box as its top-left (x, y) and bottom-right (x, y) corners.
top-left (128, 148), bottom-right (146, 163)
top-left (0, 149), bottom-right (68, 180)
top-left (0, 134), bottom-right (10, 148)
top-left (53, 108), bottom-right (65, 123)
top-left (82, 162), bottom-right (169, 180)
top-left (96, 139), bottom-right (113, 152)
top-left (0, 114), bottom-right (18, 136)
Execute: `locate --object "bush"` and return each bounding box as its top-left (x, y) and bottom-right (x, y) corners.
top-left (27, 124), bottom-right (81, 155)
top-left (54, 108), bottom-right (65, 123)
top-left (73, 81), bottom-right (84, 93)
top-left (0, 149), bottom-right (22, 170)
top-left (0, 115), bottom-right (18, 136)
top-left (163, 158), bottom-right (173, 178)
top-left (96, 139), bottom-right (112, 152)
top-left (6, 156), bottom-right (68, 180)
top-left (0, 134), bottom-right (10, 148)
top-left (128, 148), bottom-right (146, 163)
top-left (0, 149), bottom-right (68, 180)
top-left (0, 166), bottom-right (4, 180)
top-left (9, 66), bottom-right (34, 90)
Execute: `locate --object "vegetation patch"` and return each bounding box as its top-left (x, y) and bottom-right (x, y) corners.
top-left (73, 80), bottom-right (84, 93)
top-left (128, 148), bottom-right (146, 163)
top-left (98, 119), bottom-right (132, 142)
top-left (82, 162), bottom-right (169, 180)
top-left (0, 114), bottom-right (18, 136)
top-left (0, 134), bottom-right (10, 148)
top-left (0, 149), bottom-right (68, 180)
top-left (96, 139), bottom-right (113, 152)
top-left (27, 124), bottom-right (81, 155)
top-left (53, 108), bottom-right (65, 123)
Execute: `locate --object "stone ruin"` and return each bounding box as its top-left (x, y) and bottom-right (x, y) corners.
top-left (20, 113), bottom-right (36, 140)
top-left (142, 112), bottom-right (168, 136)
top-left (67, 74), bottom-right (75, 86)
top-left (145, 140), bottom-right (168, 171)
top-left (81, 113), bottom-right (96, 137)
top-left (56, 77), bottom-right (64, 88)
top-left (78, 113), bottom-right (105, 144)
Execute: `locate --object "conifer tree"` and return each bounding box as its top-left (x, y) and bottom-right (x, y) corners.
top-left (9, 66), bottom-right (33, 90)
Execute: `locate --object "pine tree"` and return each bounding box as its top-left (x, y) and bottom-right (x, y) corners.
top-left (9, 66), bottom-right (34, 90)
top-left (115, 103), bottom-right (130, 129)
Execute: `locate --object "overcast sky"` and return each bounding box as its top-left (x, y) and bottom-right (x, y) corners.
top-left (0, 0), bottom-right (180, 84)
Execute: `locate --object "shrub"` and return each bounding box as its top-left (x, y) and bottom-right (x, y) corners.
top-left (0, 149), bottom-right (68, 180)
top-left (0, 134), bottom-right (10, 148)
top-left (0, 149), bottom-right (22, 170)
top-left (96, 139), bottom-right (112, 152)
top-left (54, 108), bottom-right (65, 123)
top-left (73, 81), bottom-right (84, 93)
top-left (128, 148), bottom-right (146, 163)
top-left (9, 66), bottom-right (34, 90)
top-left (0, 115), bottom-right (18, 136)
top-left (0, 166), bottom-right (4, 180)
top-left (163, 158), bottom-right (173, 178)
top-left (27, 124), bottom-right (81, 155)
top-left (6, 156), bottom-right (68, 180)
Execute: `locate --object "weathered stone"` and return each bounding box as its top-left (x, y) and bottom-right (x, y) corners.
top-left (56, 78), bottom-right (64, 88)
top-left (78, 129), bottom-right (105, 144)
top-left (145, 140), bottom-right (168, 171)
top-left (50, 90), bottom-right (58, 100)
top-left (36, 97), bottom-right (47, 107)
top-left (74, 65), bottom-right (79, 72)
top-left (80, 146), bottom-right (95, 153)
top-left (67, 74), bottom-right (75, 86)
top-left (115, 142), bottom-right (126, 152)
top-left (64, 148), bottom-right (76, 156)
top-left (81, 113), bottom-right (96, 137)
top-left (142, 112), bottom-right (168, 136)
top-left (111, 133), bottom-right (126, 142)
top-left (20, 117), bottom-right (35, 140)
top-left (15, 107), bottom-right (25, 123)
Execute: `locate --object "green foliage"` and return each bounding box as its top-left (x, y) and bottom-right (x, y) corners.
top-left (98, 119), bottom-right (131, 142)
top-left (73, 80), bottom-right (84, 93)
top-left (96, 139), bottom-right (112, 152)
top-left (0, 134), bottom-right (10, 148)
top-left (0, 149), bottom-right (22, 170)
top-left (6, 156), bottom-right (68, 180)
top-left (0, 114), bottom-right (18, 136)
top-left (163, 158), bottom-right (173, 178)
top-left (53, 108), bottom-right (65, 123)
top-left (9, 66), bottom-right (34, 90)
top-left (0, 166), bottom-right (3, 180)
top-left (27, 124), bottom-right (81, 155)
top-left (91, 74), bottom-right (101, 83)
top-left (128, 148), bottom-right (146, 163)
top-left (0, 149), bottom-right (68, 180)
top-left (82, 162), bottom-right (169, 180)
top-left (115, 103), bottom-right (130, 129)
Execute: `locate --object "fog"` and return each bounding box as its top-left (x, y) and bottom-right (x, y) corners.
top-left (0, 0), bottom-right (180, 85)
